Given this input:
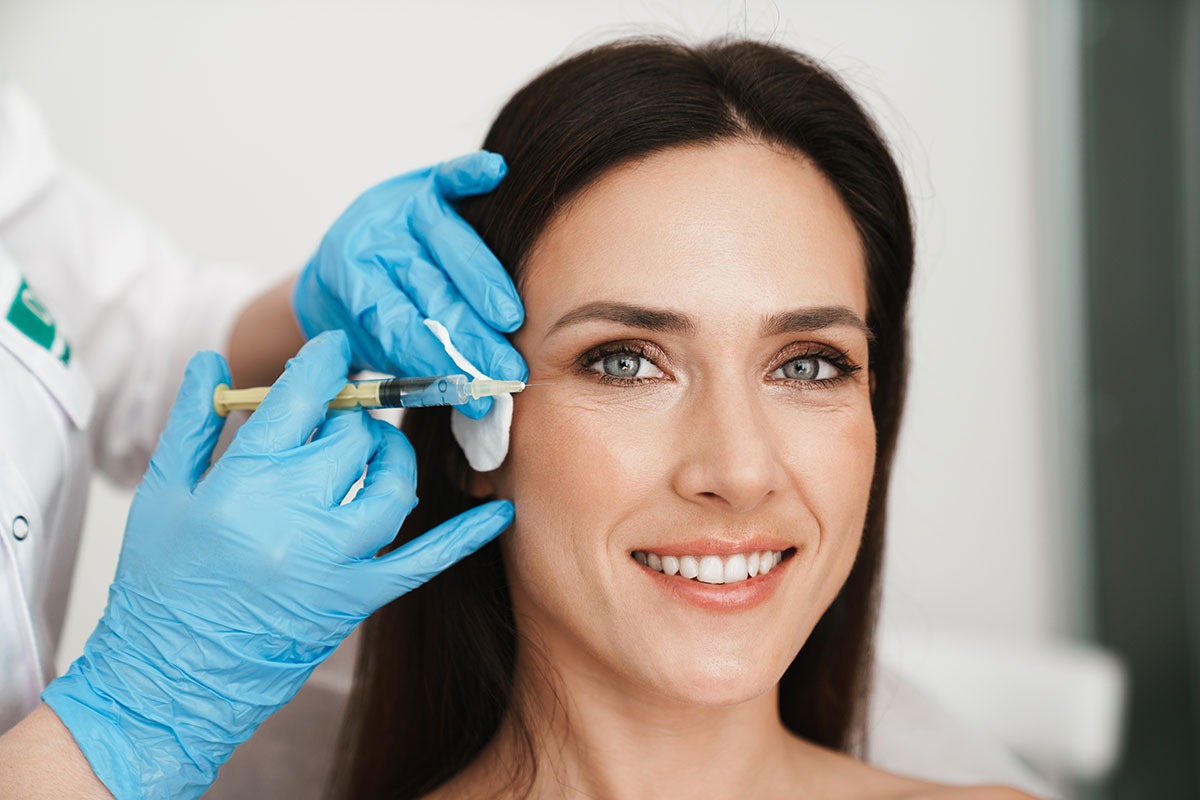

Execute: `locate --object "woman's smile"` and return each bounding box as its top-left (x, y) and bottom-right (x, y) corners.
top-left (631, 543), bottom-right (800, 612)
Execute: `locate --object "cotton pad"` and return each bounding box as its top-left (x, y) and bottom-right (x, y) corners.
top-left (423, 318), bottom-right (512, 472)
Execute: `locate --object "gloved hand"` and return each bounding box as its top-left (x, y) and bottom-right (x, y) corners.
top-left (292, 151), bottom-right (525, 419)
top-left (43, 331), bottom-right (513, 799)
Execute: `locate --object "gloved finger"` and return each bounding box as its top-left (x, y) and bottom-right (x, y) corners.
top-left (433, 150), bottom-right (507, 200)
top-left (409, 189), bottom-right (523, 333)
top-left (304, 409), bottom-right (381, 508)
top-left (360, 288), bottom-right (493, 387)
top-left (394, 251), bottom-right (528, 382)
top-left (303, 243), bottom-right (427, 375)
top-left (145, 350), bottom-right (231, 489)
top-left (359, 295), bottom-right (497, 418)
top-left (361, 499), bottom-right (513, 605)
top-left (367, 288), bottom-right (499, 419)
top-left (335, 419), bottom-right (417, 556)
top-left (228, 331), bottom-right (352, 457)
top-left (363, 240), bottom-right (513, 417)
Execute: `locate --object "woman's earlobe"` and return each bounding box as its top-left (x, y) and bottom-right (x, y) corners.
top-left (446, 447), bottom-right (500, 499)
top-left (467, 468), bottom-right (498, 499)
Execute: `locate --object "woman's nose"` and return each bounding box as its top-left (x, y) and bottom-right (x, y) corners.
top-left (670, 382), bottom-right (789, 514)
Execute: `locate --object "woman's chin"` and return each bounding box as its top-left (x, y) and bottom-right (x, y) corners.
top-left (629, 652), bottom-right (787, 709)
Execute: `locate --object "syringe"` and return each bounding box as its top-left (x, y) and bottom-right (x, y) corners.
top-left (212, 374), bottom-right (525, 417)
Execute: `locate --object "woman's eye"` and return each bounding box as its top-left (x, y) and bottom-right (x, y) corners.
top-left (588, 351), bottom-right (664, 380)
top-left (772, 356), bottom-right (840, 382)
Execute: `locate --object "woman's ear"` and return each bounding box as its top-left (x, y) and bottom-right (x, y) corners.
top-left (869, 369), bottom-right (877, 396)
top-left (446, 447), bottom-right (499, 499)
top-left (466, 468), bottom-right (499, 499)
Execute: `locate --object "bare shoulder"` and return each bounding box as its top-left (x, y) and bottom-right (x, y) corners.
top-left (789, 739), bottom-right (1044, 800)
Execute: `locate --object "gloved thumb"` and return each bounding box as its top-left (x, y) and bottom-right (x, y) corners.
top-left (143, 350), bottom-right (231, 489)
top-left (434, 151), bottom-right (507, 200)
top-left (364, 499), bottom-right (514, 606)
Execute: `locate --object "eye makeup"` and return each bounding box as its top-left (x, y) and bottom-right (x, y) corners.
top-left (577, 339), bottom-right (670, 386)
top-left (766, 342), bottom-right (862, 390)
top-left (572, 338), bottom-right (864, 390)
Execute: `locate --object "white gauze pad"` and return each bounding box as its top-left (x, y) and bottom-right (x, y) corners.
top-left (423, 318), bottom-right (512, 472)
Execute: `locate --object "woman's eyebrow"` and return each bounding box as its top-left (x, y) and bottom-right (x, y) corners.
top-left (761, 306), bottom-right (875, 342)
top-left (546, 301), bottom-right (873, 341)
top-left (547, 301), bottom-right (696, 335)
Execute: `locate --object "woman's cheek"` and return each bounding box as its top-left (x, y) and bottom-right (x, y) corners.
top-left (503, 396), bottom-right (662, 559)
top-left (793, 406), bottom-right (875, 561)
top-left (514, 389), bottom-right (663, 480)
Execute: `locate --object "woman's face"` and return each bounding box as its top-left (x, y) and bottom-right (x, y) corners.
top-left (482, 141), bottom-right (875, 707)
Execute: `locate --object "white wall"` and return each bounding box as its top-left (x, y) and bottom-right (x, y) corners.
top-left (0, 0), bottom-right (1084, 672)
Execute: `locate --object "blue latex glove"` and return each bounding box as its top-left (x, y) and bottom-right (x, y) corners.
top-left (43, 331), bottom-right (513, 799)
top-left (292, 151), bottom-right (526, 419)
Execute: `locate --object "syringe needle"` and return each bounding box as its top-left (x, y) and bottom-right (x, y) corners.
top-left (468, 379), bottom-right (527, 399)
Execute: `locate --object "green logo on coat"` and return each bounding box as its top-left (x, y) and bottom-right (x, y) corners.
top-left (6, 279), bottom-right (70, 365)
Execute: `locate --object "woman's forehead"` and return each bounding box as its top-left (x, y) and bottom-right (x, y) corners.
top-left (520, 141), bottom-right (869, 330)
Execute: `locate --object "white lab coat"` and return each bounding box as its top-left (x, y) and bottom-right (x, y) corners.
top-left (0, 82), bottom-right (265, 731)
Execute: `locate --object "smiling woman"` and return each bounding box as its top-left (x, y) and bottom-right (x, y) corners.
top-left (330, 38), bottom-right (1032, 800)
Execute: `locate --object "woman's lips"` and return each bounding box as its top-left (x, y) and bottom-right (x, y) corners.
top-left (630, 546), bottom-right (797, 612)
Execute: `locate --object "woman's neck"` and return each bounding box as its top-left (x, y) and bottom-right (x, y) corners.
top-left (452, 641), bottom-right (815, 800)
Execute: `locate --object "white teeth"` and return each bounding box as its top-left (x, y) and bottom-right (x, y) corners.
top-left (723, 553), bottom-right (748, 583)
top-left (632, 548), bottom-right (788, 585)
top-left (697, 555), bottom-right (724, 584)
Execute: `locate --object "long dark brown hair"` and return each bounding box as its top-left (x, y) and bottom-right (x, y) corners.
top-left (331, 37), bottom-right (913, 799)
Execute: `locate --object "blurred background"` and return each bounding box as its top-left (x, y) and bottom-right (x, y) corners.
top-left (0, 0), bottom-right (1195, 798)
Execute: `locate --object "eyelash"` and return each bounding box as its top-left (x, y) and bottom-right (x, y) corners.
top-left (576, 340), bottom-right (862, 389)
top-left (770, 344), bottom-right (862, 389)
top-left (578, 340), bottom-right (665, 386)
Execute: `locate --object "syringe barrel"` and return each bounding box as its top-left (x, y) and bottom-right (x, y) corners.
top-left (376, 374), bottom-right (472, 408)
